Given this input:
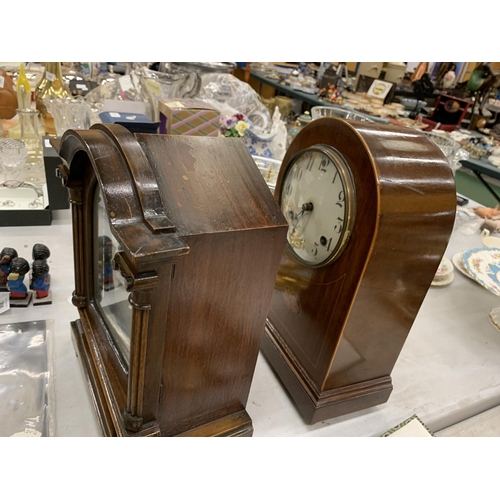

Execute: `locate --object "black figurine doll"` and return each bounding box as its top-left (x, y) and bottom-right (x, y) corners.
top-left (7, 257), bottom-right (32, 306)
top-left (30, 243), bottom-right (50, 290)
top-left (0, 247), bottom-right (18, 290)
top-left (32, 243), bottom-right (50, 262)
top-left (32, 259), bottom-right (51, 305)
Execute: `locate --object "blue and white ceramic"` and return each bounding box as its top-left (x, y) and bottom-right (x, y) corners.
top-left (463, 247), bottom-right (500, 296)
top-left (244, 127), bottom-right (276, 159)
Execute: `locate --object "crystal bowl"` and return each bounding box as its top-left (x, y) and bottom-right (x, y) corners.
top-left (311, 106), bottom-right (375, 122)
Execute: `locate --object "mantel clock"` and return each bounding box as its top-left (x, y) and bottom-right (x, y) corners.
top-left (54, 124), bottom-right (288, 437)
top-left (261, 117), bottom-right (457, 424)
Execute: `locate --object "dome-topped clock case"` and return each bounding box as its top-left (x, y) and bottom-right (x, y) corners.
top-left (54, 124), bottom-right (288, 437)
top-left (262, 117), bottom-right (457, 424)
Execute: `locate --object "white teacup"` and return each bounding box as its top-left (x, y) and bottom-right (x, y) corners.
top-left (481, 228), bottom-right (500, 248)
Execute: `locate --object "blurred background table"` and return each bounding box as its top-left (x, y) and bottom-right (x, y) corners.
top-left (460, 157), bottom-right (500, 204)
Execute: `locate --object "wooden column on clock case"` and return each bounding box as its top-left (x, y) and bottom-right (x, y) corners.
top-left (54, 124), bottom-right (288, 437)
top-left (262, 118), bottom-right (457, 424)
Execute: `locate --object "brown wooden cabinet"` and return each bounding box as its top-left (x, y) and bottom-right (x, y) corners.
top-left (54, 124), bottom-right (288, 436)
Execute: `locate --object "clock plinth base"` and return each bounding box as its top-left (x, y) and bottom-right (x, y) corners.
top-left (262, 324), bottom-right (393, 425)
top-left (72, 320), bottom-right (253, 437)
top-left (176, 411), bottom-right (253, 437)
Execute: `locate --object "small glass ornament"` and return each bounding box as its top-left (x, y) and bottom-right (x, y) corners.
top-left (35, 62), bottom-right (70, 135)
top-left (0, 138), bottom-right (27, 182)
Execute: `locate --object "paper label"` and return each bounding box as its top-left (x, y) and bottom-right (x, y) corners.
top-left (76, 83), bottom-right (88, 91)
top-left (367, 79), bottom-right (393, 99)
top-left (119, 74), bottom-right (133, 91)
top-left (44, 139), bottom-right (52, 148)
top-left (165, 101), bottom-right (185, 109)
top-left (144, 79), bottom-right (162, 96)
top-left (109, 112), bottom-right (121, 118)
top-left (0, 292), bottom-right (9, 314)
top-left (46, 71), bottom-right (55, 82)
top-left (0, 75), bottom-right (4, 88)
top-left (125, 115), bottom-right (136, 120)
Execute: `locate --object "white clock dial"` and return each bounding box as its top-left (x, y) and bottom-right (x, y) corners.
top-left (280, 145), bottom-right (356, 267)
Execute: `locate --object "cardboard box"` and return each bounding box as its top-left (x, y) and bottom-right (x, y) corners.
top-left (99, 112), bottom-right (160, 134)
top-left (159, 99), bottom-right (220, 137)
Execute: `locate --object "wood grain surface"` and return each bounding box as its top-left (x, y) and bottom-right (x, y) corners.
top-left (56, 124), bottom-right (288, 436)
top-left (263, 117), bottom-right (457, 423)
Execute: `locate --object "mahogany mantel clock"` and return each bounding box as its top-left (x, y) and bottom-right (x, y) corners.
top-left (261, 117), bottom-right (457, 424)
top-left (54, 124), bottom-right (288, 437)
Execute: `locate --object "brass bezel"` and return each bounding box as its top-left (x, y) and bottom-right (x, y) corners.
top-left (280, 144), bottom-right (357, 268)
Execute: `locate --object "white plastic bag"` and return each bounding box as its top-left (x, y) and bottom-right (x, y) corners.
top-left (197, 73), bottom-right (271, 131)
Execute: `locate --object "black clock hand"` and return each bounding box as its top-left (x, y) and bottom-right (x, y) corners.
top-left (292, 202), bottom-right (314, 228)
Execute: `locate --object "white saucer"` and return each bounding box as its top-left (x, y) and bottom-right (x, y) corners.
top-left (432, 272), bottom-right (454, 286)
top-left (431, 256), bottom-right (454, 286)
top-left (489, 306), bottom-right (500, 331)
top-left (452, 252), bottom-right (475, 280)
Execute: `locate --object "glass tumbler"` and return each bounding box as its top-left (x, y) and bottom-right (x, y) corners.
top-left (0, 138), bottom-right (28, 182)
top-left (48, 97), bottom-right (91, 136)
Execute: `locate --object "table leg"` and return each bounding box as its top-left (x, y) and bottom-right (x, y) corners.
top-left (472, 171), bottom-right (500, 204)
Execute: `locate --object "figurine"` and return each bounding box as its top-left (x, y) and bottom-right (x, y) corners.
top-left (32, 243), bottom-right (50, 262)
top-left (320, 83), bottom-right (344, 104)
top-left (287, 112), bottom-right (312, 148)
top-left (32, 259), bottom-right (52, 305)
top-left (480, 219), bottom-right (500, 233)
top-left (474, 206), bottom-right (500, 219)
top-left (0, 247), bottom-right (18, 290)
top-left (30, 243), bottom-right (50, 289)
top-left (442, 70), bottom-right (456, 90)
top-left (7, 257), bottom-right (32, 307)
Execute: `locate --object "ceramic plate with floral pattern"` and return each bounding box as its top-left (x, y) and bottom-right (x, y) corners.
top-left (453, 252), bottom-right (476, 281)
top-left (463, 247), bottom-right (500, 296)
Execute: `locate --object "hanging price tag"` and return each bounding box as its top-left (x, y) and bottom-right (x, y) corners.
top-left (46, 71), bottom-right (55, 82)
top-left (119, 75), bottom-right (133, 91)
top-left (0, 75), bottom-right (5, 88)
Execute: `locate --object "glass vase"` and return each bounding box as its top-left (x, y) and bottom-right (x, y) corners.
top-left (18, 109), bottom-right (45, 185)
top-left (35, 62), bottom-right (70, 135)
top-left (16, 63), bottom-right (32, 111)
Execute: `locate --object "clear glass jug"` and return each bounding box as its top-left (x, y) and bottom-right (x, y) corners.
top-left (136, 67), bottom-right (201, 120)
top-left (47, 97), bottom-right (91, 136)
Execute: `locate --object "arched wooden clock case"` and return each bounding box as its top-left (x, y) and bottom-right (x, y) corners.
top-left (261, 118), bottom-right (457, 424)
top-left (54, 124), bottom-right (288, 437)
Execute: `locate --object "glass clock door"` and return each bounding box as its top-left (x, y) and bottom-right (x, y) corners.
top-left (93, 185), bottom-right (132, 364)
